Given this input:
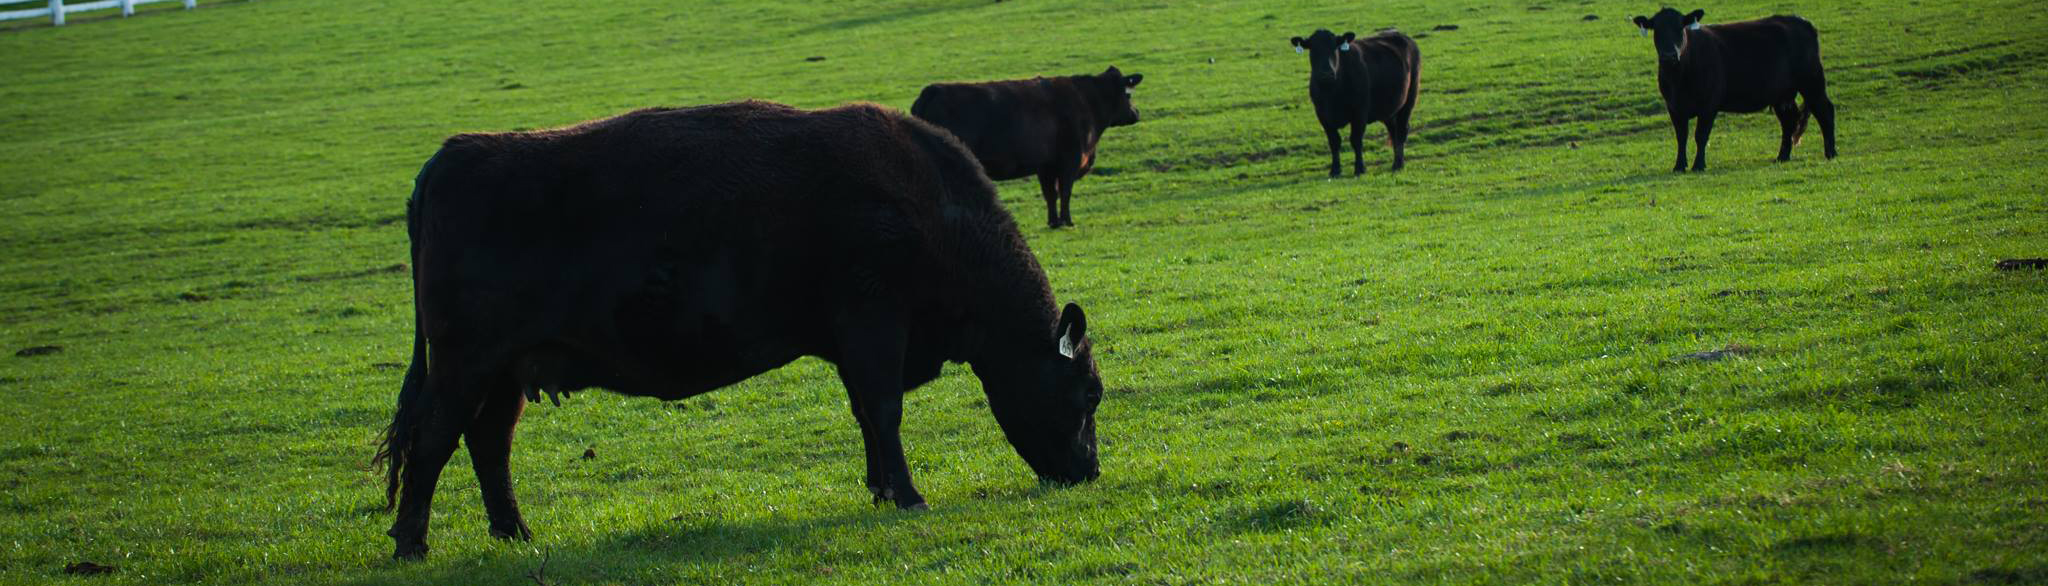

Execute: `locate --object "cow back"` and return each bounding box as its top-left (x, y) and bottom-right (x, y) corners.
top-left (911, 78), bottom-right (1082, 180)
top-left (407, 101), bottom-right (1053, 394)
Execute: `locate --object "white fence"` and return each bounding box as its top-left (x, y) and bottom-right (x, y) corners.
top-left (0, 0), bottom-right (195, 26)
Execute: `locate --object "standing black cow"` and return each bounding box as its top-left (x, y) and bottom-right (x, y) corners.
top-left (1289, 28), bottom-right (1421, 177)
top-left (910, 66), bottom-right (1144, 229)
top-left (375, 101), bottom-right (1105, 559)
top-left (1633, 8), bottom-right (1838, 172)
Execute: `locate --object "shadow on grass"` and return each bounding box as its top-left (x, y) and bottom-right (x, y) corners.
top-left (344, 507), bottom-right (935, 585)
top-left (794, 4), bottom-right (977, 35)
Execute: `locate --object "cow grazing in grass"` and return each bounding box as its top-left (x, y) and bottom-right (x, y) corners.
top-left (375, 101), bottom-right (1105, 559)
top-left (1632, 8), bottom-right (1838, 172)
top-left (911, 66), bottom-right (1144, 228)
top-left (1289, 28), bottom-right (1420, 178)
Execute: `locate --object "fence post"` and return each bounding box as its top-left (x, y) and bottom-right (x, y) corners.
top-left (49, 0), bottom-right (62, 25)
top-left (121, 0), bottom-right (132, 17)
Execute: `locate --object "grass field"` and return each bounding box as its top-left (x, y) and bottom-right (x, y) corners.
top-left (4, 0), bottom-right (2046, 583)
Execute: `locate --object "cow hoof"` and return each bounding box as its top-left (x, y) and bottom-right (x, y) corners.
top-left (1691, 164), bottom-right (1707, 172)
top-left (488, 521), bottom-right (533, 541)
top-left (901, 501), bottom-right (930, 511)
top-left (392, 541), bottom-right (429, 560)
top-left (1825, 151), bottom-right (1838, 160)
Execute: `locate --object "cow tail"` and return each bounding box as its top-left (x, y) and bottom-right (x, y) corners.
top-left (1792, 101), bottom-right (1811, 147)
top-left (373, 149), bottom-right (440, 512)
top-left (1792, 16), bottom-right (1818, 147)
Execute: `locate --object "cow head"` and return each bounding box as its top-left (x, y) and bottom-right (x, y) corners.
top-left (978, 303), bottom-right (1103, 485)
top-left (1093, 66), bottom-right (1144, 127)
top-left (1633, 8), bottom-right (1705, 65)
top-left (1290, 29), bottom-right (1356, 82)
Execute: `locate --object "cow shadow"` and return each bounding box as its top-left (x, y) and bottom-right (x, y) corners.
top-left (342, 506), bottom-right (957, 585)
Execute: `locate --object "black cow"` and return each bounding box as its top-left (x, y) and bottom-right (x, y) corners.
top-left (1289, 29), bottom-right (1420, 177)
top-left (911, 66), bottom-right (1143, 228)
top-left (1632, 8), bottom-right (1838, 172)
top-left (375, 101), bottom-right (1105, 559)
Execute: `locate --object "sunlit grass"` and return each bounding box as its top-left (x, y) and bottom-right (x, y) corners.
top-left (2, 0), bottom-right (2044, 583)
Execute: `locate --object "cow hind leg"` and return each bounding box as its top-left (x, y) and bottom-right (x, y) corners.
top-left (1805, 84), bottom-right (1838, 159)
top-left (388, 370), bottom-right (489, 559)
top-left (467, 387), bottom-right (531, 541)
top-left (1036, 172), bottom-right (1062, 229)
top-left (1323, 125), bottom-right (1344, 178)
top-left (1387, 114), bottom-right (1412, 172)
top-left (1773, 100), bottom-right (1802, 162)
top-left (1057, 172), bottom-right (1076, 227)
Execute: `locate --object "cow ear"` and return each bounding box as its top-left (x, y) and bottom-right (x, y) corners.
top-left (1685, 9), bottom-right (1704, 25)
top-left (1056, 303), bottom-right (1087, 359)
top-left (1632, 15), bottom-right (1650, 29)
top-left (1290, 36), bottom-right (1305, 53)
top-left (1124, 74), bottom-right (1143, 88)
top-left (1341, 32), bottom-right (1356, 44)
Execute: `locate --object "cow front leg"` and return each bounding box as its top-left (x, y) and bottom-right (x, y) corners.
top-left (1036, 171), bottom-right (1062, 229)
top-left (1323, 124), bottom-right (1344, 178)
top-left (467, 389), bottom-right (531, 542)
top-left (844, 387), bottom-right (886, 503)
top-left (1348, 121), bottom-right (1367, 176)
top-left (1669, 112), bottom-right (1691, 173)
top-left (834, 314), bottom-right (925, 510)
top-left (1691, 112), bottom-right (1716, 172)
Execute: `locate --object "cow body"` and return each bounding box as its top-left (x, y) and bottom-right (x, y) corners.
top-left (1634, 9), bottom-right (1838, 172)
top-left (1291, 29), bottom-right (1421, 177)
top-left (377, 101), bottom-right (1105, 559)
top-left (911, 67), bottom-right (1143, 228)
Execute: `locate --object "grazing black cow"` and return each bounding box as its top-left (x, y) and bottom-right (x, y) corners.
top-left (1632, 8), bottom-right (1838, 172)
top-left (375, 101), bottom-right (1105, 559)
top-left (910, 66), bottom-right (1144, 228)
top-left (1289, 28), bottom-right (1420, 177)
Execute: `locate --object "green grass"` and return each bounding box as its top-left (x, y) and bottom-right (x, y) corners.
top-left (4, 0), bottom-right (2045, 583)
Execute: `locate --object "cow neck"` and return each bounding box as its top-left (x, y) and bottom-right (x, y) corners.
top-left (1664, 30), bottom-right (1703, 75)
top-left (946, 208), bottom-right (1060, 370)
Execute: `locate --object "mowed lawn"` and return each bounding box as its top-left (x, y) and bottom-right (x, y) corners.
top-left (3, 0), bottom-right (2045, 583)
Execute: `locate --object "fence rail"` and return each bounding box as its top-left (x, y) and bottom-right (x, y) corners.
top-left (0, 0), bottom-right (195, 26)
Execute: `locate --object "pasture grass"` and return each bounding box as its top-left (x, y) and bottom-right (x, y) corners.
top-left (3, 0), bottom-right (2045, 583)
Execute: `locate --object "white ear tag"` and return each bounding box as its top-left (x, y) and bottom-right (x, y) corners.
top-left (1639, 27), bottom-right (1649, 37)
top-left (1294, 45), bottom-right (1304, 54)
top-left (1688, 22), bottom-right (1702, 30)
top-left (1339, 43), bottom-right (1351, 52)
top-left (1058, 336), bottom-right (1077, 359)
top-left (1125, 87), bottom-right (1133, 96)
